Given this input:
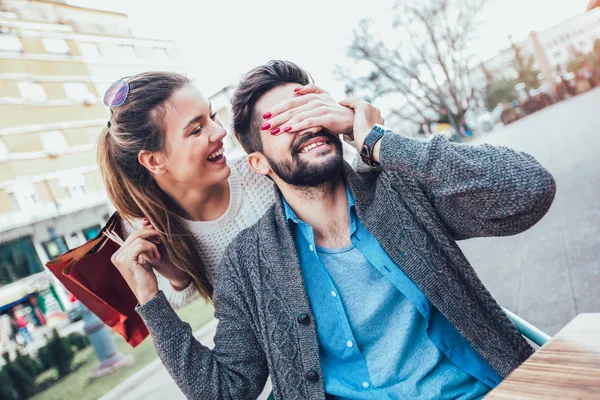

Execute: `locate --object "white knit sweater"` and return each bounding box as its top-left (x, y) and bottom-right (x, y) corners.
top-left (121, 156), bottom-right (276, 309)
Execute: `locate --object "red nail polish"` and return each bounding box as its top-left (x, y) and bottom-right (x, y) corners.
top-left (263, 112), bottom-right (272, 119)
top-left (261, 122), bottom-right (271, 130)
top-left (270, 128), bottom-right (280, 135)
top-left (294, 87), bottom-right (302, 92)
top-left (284, 126), bottom-right (292, 132)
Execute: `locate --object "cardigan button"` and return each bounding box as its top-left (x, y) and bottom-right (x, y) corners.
top-left (305, 370), bottom-right (319, 383)
top-left (297, 313), bottom-right (311, 326)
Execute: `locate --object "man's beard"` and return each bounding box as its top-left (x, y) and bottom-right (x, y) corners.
top-left (266, 132), bottom-right (344, 187)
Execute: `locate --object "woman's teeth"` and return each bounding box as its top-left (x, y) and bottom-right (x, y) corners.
top-left (207, 147), bottom-right (224, 161)
top-left (299, 141), bottom-right (326, 153)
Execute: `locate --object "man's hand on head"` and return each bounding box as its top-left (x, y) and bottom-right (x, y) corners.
top-left (261, 84), bottom-right (354, 136)
top-left (338, 99), bottom-right (384, 152)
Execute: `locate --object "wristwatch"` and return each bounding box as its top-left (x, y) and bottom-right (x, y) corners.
top-left (360, 124), bottom-right (390, 167)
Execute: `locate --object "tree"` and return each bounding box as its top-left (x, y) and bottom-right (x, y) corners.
top-left (566, 54), bottom-right (592, 73)
top-left (485, 79), bottom-right (517, 110)
top-left (510, 41), bottom-right (540, 92)
top-left (337, 0), bottom-right (488, 127)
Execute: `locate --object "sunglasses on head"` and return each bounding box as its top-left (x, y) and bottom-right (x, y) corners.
top-left (103, 77), bottom-right (130, 108)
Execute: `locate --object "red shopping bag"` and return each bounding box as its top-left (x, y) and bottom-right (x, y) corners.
top-left (45, 212), bottom-right (149, 347)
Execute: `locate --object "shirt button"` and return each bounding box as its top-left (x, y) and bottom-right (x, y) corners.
top-left (362, 381), bottom-right (370, 388)
top-left (305, 370), bottom-right (319, 383)
top-left (309, 244), bottom-right (314, 251)
top-left (347, 340), bottom-right (353, 348)
top-left (297, 313), bottom-right (311, 326)
top-left (331, 291), bottom-right (337, 297)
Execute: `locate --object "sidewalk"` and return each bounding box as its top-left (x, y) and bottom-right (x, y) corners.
top-left (100, 319), bottom-right (272, 400)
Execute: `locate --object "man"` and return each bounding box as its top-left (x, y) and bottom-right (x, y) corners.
top-left (138, 60), bottom-right (555, 400)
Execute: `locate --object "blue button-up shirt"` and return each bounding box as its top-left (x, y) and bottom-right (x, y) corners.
top-left (282, 186), bottom-right (501, 399)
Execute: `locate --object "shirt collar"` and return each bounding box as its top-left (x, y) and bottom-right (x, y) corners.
top-left (282, 194), bottom-right (301, 224)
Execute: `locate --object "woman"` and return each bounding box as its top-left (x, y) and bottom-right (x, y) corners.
top-left (98, 71), bottom-right (357, 308)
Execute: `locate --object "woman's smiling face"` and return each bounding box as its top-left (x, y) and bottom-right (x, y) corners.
top-left (158, 84), bottom-right (231, 187)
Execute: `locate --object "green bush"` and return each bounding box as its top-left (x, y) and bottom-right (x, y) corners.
top-left (67, 332), bottom-right (90, 351)
top-left (46, 329), bottom-right (74, 377)
top-left (36, 345), bottom-right (53, 372)
top-left (4, 358), bottom-right (36, 399)
top-left (0, 368), bottom-right (18, 400)
top-left (14, 350), bottom-right (39, 379)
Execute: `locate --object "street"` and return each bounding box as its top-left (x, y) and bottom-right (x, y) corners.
top-left (462, 87), bottom-right (600, 335)
top-left (102, 88), bottom-right (600, 400)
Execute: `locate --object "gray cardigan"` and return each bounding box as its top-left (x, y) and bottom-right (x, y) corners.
top-left (138, 133), bottom-right (556, 400)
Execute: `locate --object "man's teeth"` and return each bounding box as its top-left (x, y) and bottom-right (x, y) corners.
top-left (208, 147), bottom-right (224, 160)
top-left (300, 141), bottom-right (326, 153)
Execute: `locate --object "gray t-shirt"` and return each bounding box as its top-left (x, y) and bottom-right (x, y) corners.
top-left (317, 243), bottom-right (490, 399)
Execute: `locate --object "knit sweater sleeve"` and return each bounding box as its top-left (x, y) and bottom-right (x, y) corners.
top-left (156, 274), bottom-right (198, 309)
top-left (378, 133), bottom-right (556, 239)
top-left (120, 218), bottom-right (198, 310)
top-left (136, 242), bottom-right (268, 400)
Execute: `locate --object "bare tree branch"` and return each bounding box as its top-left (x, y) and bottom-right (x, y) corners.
top-left (339, 0), bottom-right (489, 130)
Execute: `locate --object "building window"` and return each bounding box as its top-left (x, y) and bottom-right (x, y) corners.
top-left (0, 237), bottom-right (44, 288)
top-left (18, 81), bottom-right (47, 102)
top-left (40, 131), bottom-right (69, 156)
top-left (153, 47), bottom-right (169, 61)
top-left (553, 50), bottom-right (562, 60)
top-left (41, 237), bottom-right (68, 260)
top-left (119, 44), bottom-right (136, 59)
top-left (79, 42), bottom-right (100, 59)
top-left (59, 172), bottom-right (86, 199)
top-left (63, 82), bottom-right (93, 101)
top-left (67, 232), bottom-right (83, 249)
top-left (0, 34), bottom-right (23, 52)
top-left (42, 38), bottom-right (70, 55)
top-left (10, 183), bottom-right (40, 212)
top-left (167, 49), bottom-right (180, 60)
top-left (580, 40), bottom-right (587, 50)
top-left (0, 138), bottom-right (8, 160)
top-left (8, 192), bottom-right (20, 212)
top-left (67, 184), bottom-right (86, 199)
top-left (82, 225), bottom-right (101, 240)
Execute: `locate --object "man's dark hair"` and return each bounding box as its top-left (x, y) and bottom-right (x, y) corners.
top-left (231, 60), bottom-right (311, 153)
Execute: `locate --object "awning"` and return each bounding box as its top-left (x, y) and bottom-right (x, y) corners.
top-left (0, 293), bottom-right (34, 314)
top-left (0, 272), bottom-right (52, 307)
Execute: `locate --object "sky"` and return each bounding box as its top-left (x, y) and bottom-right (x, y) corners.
top-left (72, 0), bottom-right (591, 99)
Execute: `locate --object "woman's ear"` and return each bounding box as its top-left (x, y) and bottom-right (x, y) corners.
top-left (247, 152), bottom-right (271, 176)
top-left (138, 150), bottom-right (166, 175)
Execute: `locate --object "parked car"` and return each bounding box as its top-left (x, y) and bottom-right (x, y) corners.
top-left (465, 110), bottom-right (495, 133)
top-left (429, 122), bottom-right (457, 141)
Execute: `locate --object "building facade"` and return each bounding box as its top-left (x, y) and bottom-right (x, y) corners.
top-left (471, 8), bottom-right (600, 94)
top-left (0, 0), bottom-right (187, 340)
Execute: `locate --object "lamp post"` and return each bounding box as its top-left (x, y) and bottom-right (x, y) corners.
top-left (79, 303), bottom-right (134, 378)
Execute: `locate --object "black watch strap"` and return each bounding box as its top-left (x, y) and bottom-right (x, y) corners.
top-left (360, 124), bottom-right (389, 167)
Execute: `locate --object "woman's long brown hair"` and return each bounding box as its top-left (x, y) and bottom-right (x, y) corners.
top-left (97, 72), bottom-right (213, 300)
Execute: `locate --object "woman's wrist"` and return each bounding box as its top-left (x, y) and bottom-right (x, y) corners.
top-left (137, 287), bottom-right (160, 305)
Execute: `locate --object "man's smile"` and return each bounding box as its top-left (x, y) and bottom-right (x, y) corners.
top-left (295, 136), bottom-right (333, 155)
